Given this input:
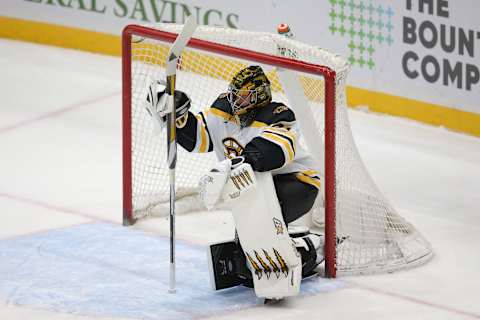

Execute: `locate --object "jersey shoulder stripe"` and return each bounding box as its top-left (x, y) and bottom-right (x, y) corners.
top-left (194, 113), bottom-right (210, 153)
top-left (211, 94), bottom-right (233, 115)
top-left (295, 170), bottom-right (321, 189)
top-left (208, 94), bottom-right (236, 123)
top-left (261, 131), bottom-right (295, 162)
top-left (208, 107), bottom-right (233, 122)
top-left (197, 111), bottom-right (213, 152)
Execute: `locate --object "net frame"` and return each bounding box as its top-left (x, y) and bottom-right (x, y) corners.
top-left (122, 24), bottom-right (338, 276)
top-left (122, 24), bottom-right (432, 278)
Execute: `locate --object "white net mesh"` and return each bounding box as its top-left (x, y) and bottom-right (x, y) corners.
top-left (125, 23), bottom-right (432, 275)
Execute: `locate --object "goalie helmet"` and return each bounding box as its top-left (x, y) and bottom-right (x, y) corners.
top-left (227, 66), bottom-right (272, 127)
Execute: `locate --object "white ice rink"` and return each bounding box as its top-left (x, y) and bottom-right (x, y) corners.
top-left (1, 39), bottom-right (480, 320)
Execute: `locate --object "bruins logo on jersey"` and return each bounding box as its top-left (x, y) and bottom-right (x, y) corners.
top-left (222, 137), bottom-right (244, 158)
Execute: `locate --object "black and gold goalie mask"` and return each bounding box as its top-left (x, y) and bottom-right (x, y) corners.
top-left (227, 66), bottom-right (272, 127)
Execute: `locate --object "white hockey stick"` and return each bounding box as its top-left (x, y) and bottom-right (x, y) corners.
top-left (165, 15), bottom-right (198, 294)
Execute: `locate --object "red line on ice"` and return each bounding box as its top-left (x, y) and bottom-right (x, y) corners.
top-left (349, 281), bottom-right (480, 319)
top-left (0, 192), bottom-right (112, 224)
top-left (0, 90), bottom-right (119, 135)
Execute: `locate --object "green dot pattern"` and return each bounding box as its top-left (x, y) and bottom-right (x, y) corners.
top-left (328, 0), bottom-right (395, 69)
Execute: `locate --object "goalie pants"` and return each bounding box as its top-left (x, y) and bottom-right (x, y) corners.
top-left (272, 173), bottom-right (319, 224)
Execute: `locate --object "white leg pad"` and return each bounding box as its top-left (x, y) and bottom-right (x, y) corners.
top-left (222, 163), bottom-right (302, 299)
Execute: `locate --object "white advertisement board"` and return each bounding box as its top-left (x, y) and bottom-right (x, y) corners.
top-left (1, 0), bottom-right (479, 114)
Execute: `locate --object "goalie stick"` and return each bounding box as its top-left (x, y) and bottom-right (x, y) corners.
top-left (165, 15), bottom-right (198, 294)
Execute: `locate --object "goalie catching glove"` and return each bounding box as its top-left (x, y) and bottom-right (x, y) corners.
top-left (144, 80), bottom-right (192, 128)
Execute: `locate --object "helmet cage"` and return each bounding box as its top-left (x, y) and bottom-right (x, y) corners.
top-left (227, 83), bottom-right (270, 116)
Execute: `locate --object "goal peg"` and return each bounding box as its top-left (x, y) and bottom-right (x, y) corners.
top-left (277, 23), bottom-right (293, 38)
top-left (277, 23), bottom-right (290, 34)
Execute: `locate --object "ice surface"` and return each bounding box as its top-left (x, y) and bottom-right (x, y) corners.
top-left (1, 39), bottom-right (480, 320)
top-left (0, 222), bottom-right (345, 320)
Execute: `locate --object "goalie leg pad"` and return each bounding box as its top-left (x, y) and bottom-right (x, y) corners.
top-left (222, 163), bottom-right (302, 299)
top-left (207, 231), bottom-right (325, 292)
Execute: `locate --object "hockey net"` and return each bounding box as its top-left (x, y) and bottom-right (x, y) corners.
top-left (122, 23), bottom-right (433, 277)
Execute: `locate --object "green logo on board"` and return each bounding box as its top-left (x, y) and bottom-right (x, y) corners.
top-left (328, 0), bottom-right (394, 69)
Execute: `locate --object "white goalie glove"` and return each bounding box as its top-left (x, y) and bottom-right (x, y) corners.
top-left (144, 79), bottom-right (169, 132)
top-left (198, 159), bottom-right (233, 210)
top-left (144, 79), bottom-right (192, 132)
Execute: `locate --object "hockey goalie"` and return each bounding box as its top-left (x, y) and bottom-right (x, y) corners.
top-left (146, 66), bottom-right (325, 300)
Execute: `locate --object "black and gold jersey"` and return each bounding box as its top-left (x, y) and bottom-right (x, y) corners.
top-left (176, 95), bottom-right (321, 189)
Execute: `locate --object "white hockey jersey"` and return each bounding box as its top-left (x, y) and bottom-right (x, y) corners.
top-left (176, 94), bottom-right (321, 189)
